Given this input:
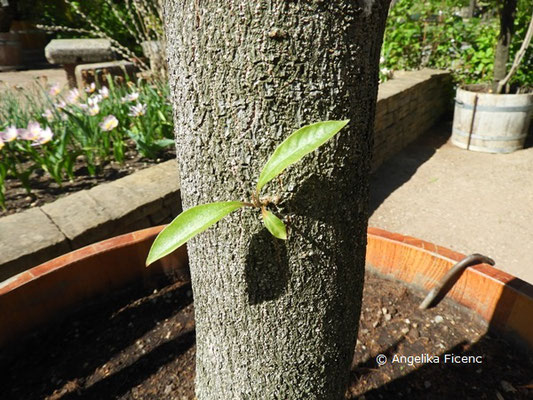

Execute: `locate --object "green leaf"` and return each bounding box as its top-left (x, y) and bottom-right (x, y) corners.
top-left (154, 138), bottom-right (175, 147)
top-left (261, 208), bottom-right (287, 240)
top-left (157, 110), bottom-right (167, 122)
top-left (256, 120), bottom-right (349, 194)
top-left (146, 201), bottom-right (245, 266)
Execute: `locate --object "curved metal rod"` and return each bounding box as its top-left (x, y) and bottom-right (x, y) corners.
top-left (419, 253), bottom-right (495, 310)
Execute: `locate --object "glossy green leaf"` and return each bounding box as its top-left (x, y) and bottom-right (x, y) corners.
top-left (261, 207), bottom-right (287, 240)
top-left (256, 120), bottom-right (349, 194)
top-left (146, 201), bottom-right (245, 266)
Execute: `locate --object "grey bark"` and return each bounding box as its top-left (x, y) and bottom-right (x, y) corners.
top-left (467, 0), bottom-right (476, 18)
top-left (493, 0), bottom-right (517, 85)
top-left (163, 1), bottom-right (390, 399)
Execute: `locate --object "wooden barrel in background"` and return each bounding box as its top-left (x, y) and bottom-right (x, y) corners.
top-left (10, 20), bottom-right (48, 66)
top-left (0, 32), bottom-right (22, 71)
top-left (451, 85), bottom-right (533, 153)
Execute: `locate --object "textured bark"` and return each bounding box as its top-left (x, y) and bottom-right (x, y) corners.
top-left (467, 0), bottom-right (476, 18)
top-left (493, 0), bottom-right (517, 84)
top-left (163, 1), bottom-right (390, 399)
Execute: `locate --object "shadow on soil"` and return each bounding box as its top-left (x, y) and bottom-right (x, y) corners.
top-left (348, 276), bottom-right (533, 399)
top-left (60, 329), bottom-right (196, 400)
top-left (1, 279), bottom-right (195, 400)
top-left (1, 270), bottom-right (532, 399)
top-left (368, 120), bottom-right (451, 216)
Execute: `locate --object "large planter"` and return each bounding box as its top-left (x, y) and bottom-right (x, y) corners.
top-left (451, 84), bottom-right (533, 153)
top-left (10, 20), bottom-right (48, 66)
top-left (0, 31), bottom-right (22, 71)
top-left (0, 6), bottom-right (13, 33)
top-left (0, 226), bottom-right (188, 346)
top-left (1, 226), bottom-right (532, 351)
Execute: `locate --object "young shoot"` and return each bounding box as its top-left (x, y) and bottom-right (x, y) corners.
top-left (146, 120), bottom-right (349, 267)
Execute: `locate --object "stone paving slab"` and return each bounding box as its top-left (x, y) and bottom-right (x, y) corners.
top-left (41, 190), bottom-right (113, 249)
top-left (87, 160), bottom-right (181, 235)
top-left (369, 122), bottom-right (533, 284)
top-left (0, 208), bottom-right (70, 281)
top-left (0, 67), bottom-right (67, 92)
top-left (45, 39), bottom-right (114, 65)
top-left (110, 160), bottom-right (180, 218)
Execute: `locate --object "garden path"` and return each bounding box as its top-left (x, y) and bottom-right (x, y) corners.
top-left (369, 120), bottom-right (533, 284)
top-left (0, 68), bottom-right (67, 92)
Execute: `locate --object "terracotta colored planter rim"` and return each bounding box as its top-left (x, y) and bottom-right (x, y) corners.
top-left (0, 226), bottom-right (166, 295)
top-left (1, 225), bottom-right (532, 351)
top-left (367, 226), bottom-right (533, 297)
top-left (366, 227), bottom-right (533, 350)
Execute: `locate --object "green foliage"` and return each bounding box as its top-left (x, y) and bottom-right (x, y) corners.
top-left (146, 201), bottom-right (246, 267)
top-left (381, 0), bottom-right (532, 87)
top-left (0, 78), bottom-right (174, 208)
top-left (32, 0), bottom-right (165, 76)
top-left (256, 120), bottom-right (349, 195)
top-left (31, 0), bottom-right (143, 52)
top-left (261, 208), bottom-right (287, 240)
top-left (510, 2), bottom-right (533, 86)
top-left (146, 120), bottom-right (349, 267)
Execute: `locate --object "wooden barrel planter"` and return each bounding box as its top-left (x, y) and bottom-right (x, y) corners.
top-left (451, 84), bottom-right (533, 153)
top-left (10, 20), bottom-right (48, 66)
top-left (0, 32), bottom-right (22, 71)
top-left (1, 225), bottom-right (532, 352)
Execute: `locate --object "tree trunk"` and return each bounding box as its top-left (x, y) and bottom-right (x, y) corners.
top-left (467, 0), bottom-right (476, 18)
top-left (493, 0), bottom-right (517, 86)
top-left (163, 1), bottom-right (390, 398)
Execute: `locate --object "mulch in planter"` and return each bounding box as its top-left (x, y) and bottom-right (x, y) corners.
top-left (0, 144), bottom-right (176, 217)
top-left (1, 270), bottom-right (532, 399)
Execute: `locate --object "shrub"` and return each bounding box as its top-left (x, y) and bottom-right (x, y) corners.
top-left (380, 0), bottom-right (532, 87)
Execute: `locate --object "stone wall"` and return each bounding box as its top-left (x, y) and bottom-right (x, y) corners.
top-left (0, 69), bottom-right (452, 282)
top-left (0, 162), bottom-right (182, 281)
top-left (372, 69), bottom-right (452, 171)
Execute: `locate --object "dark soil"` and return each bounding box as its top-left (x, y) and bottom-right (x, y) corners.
top-left (462, 83), bottom-right (533, 94)
top-left (1, 270), bottom-right (532, 400)
top-left (0, 143), bottom-right (176, 217)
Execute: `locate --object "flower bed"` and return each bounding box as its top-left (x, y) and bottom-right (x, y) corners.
top-left (0, 76), bottom-right (174, 209)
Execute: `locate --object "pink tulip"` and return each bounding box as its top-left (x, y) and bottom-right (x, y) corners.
top-left (99, 115), bottom-right (119, 131)
top-left (0, 125), bottom-right (18, 142)
top-left (34, 126), bottom-right (54, 145)
top-left (18, 121), bottom-right (42, 140)
top-left (128, 103), bottom-right (147, 117)
top-left (49, 83), bottom-right (61, 97)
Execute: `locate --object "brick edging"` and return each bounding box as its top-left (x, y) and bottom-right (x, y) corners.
top-left (372, 69), bottom-right (452, 171)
